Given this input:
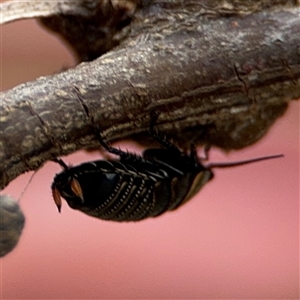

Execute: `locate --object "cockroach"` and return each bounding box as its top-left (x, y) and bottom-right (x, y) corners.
top-left (51, 131), bottom-right (283, 221)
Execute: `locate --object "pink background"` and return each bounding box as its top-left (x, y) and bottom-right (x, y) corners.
top-left (1, 14), bottom-right (299, 299)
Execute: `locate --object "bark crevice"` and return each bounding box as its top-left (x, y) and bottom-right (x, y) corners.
top-left (0, 0), bottom-right (299, 189)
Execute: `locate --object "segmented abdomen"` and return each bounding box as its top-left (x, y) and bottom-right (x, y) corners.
top-left (86, 173), bottom-right (157, 221)
top-left (53, 160), bottom-right (176, 221)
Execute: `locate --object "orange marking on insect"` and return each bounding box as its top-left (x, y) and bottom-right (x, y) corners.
top-left (52, 187), bottom-right (62, 212)
top-left (70, 177), bottom-right (84, 201)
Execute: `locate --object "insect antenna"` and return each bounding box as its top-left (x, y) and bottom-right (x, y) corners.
top-left (17, 171), bottom-right (37, 203)
top-left (206, 154), bottom-right (284, 169)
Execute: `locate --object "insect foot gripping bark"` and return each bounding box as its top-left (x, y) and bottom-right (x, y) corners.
top-left (51, 130), bottom-right (283, 222)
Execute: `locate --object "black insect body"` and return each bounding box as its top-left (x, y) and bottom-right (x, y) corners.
top-left (52, 133), bottom-right (283, 222)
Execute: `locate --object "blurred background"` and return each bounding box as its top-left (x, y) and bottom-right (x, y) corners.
top-left (1, 10), bottom-right (299, 300)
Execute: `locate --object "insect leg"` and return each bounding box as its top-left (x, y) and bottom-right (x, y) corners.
top-left (198, 144), bottom-right (211, 161)
top-left (93, 126), bottom-right (133, 159)
top-left (52, 158), bottom-right (69, 170)
top-left (148, 112), bottom-right (180, 152)
top-left (148, 128), bottom-right (182, 154)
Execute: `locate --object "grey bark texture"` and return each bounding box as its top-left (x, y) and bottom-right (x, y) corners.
top-left (0, 0), bottom-right (299, 191)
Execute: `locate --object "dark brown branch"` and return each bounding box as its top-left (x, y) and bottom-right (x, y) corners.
top-left (0, 1), bottom-right (299, 190)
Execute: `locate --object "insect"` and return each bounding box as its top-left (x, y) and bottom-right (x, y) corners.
top-left (51, 130), bottom-right (283, 222)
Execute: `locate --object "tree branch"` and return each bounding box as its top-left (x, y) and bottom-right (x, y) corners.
top-left (0, 0), bottom-right (299, 191)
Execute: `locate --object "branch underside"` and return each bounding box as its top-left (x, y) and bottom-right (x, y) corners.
top-left (0, 2), bottom-right (299, 189)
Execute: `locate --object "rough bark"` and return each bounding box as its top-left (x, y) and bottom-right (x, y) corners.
top-left (0, 0), bottom-right (299, 191)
